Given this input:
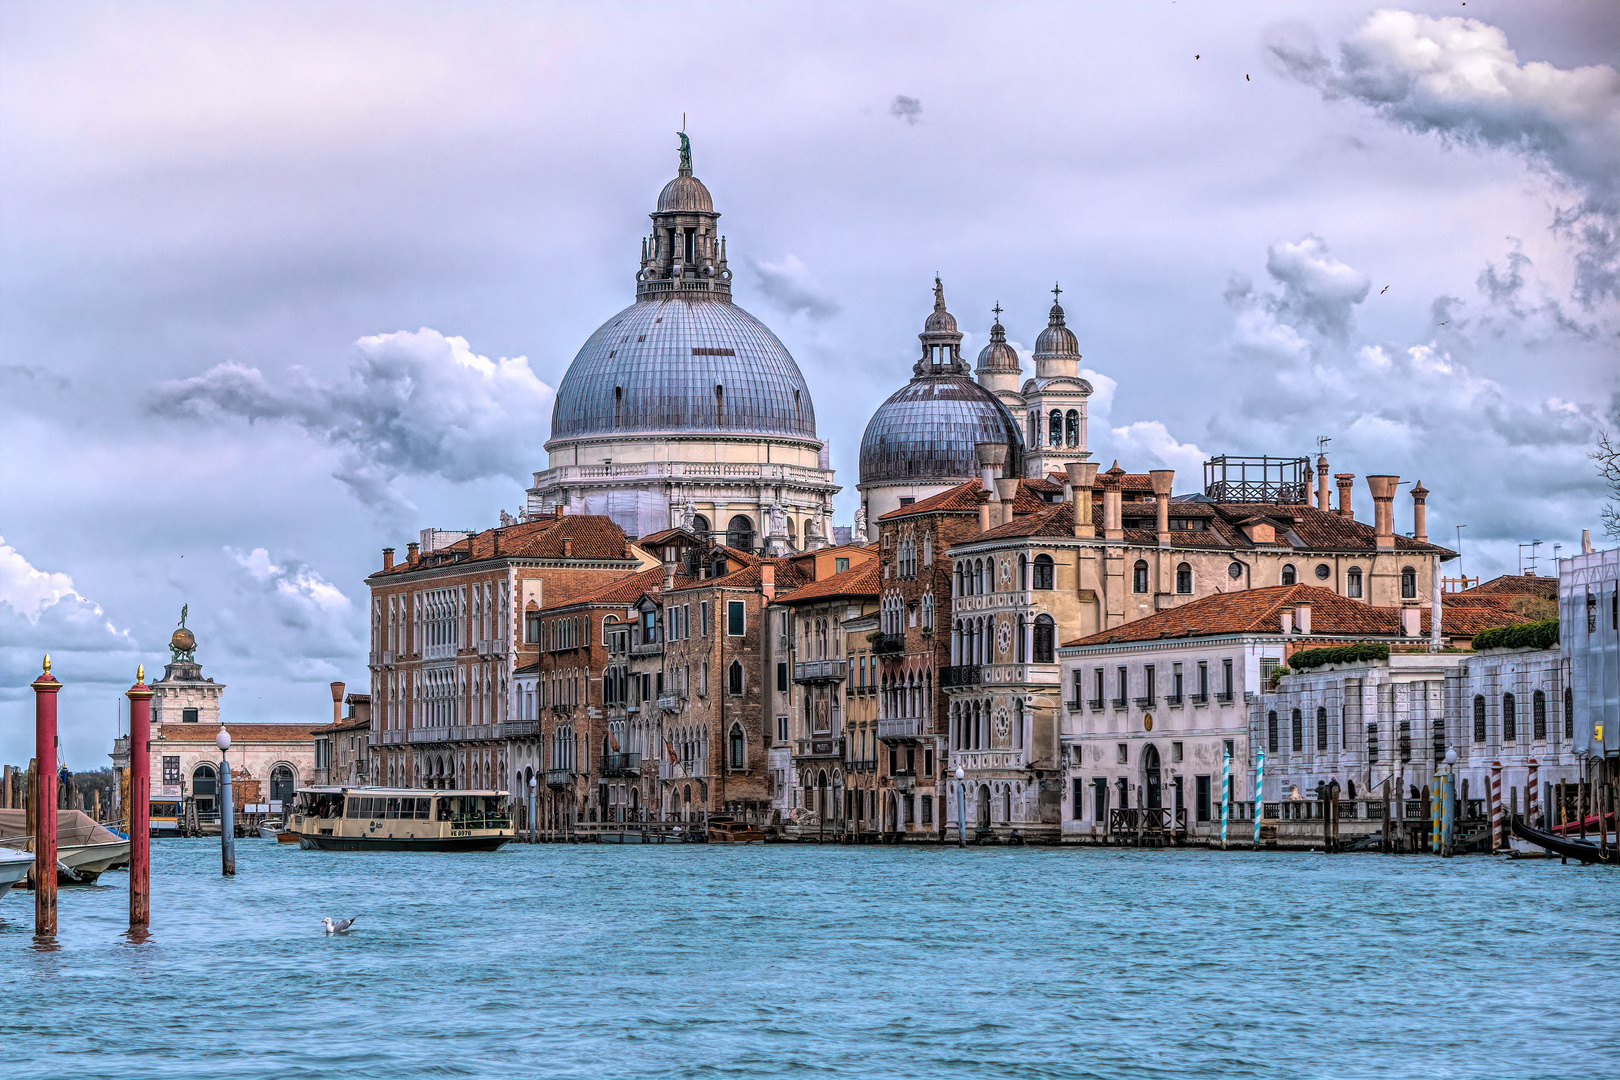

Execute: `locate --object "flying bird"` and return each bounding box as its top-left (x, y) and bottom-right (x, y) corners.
top-left (322, 916), bottom-right (358, 935)
top-left (1380, 285), bottom-right (1389, 294)
top-left (1195, 54), bottom-right (1200, 60)
top-left (1246, 74), bottom-right (1250, 81)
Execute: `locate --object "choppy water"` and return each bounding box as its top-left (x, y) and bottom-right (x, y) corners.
top-left (1, 840), bottom-right (1615, 1080)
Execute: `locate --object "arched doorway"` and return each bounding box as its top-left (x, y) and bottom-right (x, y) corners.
top-left (727, 514), bottom-right (755, 552)
top-left (1143, 744), bottom-right (1162, 810)
top-left (269, 764), bottom-right (295, 810)
top-left (192, 763), bottom-right (218, 821)
top-left (817, 770), bottom-right (829, 822)
top-left (976, 784), bottom-right (991, 830)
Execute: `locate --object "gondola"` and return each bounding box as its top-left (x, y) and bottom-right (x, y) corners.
top-left (1510, 816), bottom-right (1616, 865)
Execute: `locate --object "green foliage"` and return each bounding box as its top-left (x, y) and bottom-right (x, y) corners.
top-left (1289, 643), bottom-right (1391, 670)
top-left (1471, 619), bottom-right (1559, 652)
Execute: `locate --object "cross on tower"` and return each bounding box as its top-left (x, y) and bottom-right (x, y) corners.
top-left (1051, 282), bottom-right (1063, 302)
top-left (991, 302), bottom-right (1003, 322)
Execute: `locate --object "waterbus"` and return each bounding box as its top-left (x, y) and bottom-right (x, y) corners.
top-left (289, 787), bottom-right (514, 851)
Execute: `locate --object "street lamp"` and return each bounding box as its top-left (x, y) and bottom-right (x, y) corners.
top-left (955, 766), bottom-right (966, 848)
top-left (528, 775), bottom-right (537, 844)
top-left (216, 725), bottom-right (235, 876)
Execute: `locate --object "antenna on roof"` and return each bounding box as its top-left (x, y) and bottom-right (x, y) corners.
top-left (1315, 435), bottom-right (1331, 455)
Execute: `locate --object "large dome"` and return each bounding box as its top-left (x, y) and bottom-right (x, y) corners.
top-left (859, 375), bottom-right (1024, 484)
top-left (549, 298), bottom-right (818, 440)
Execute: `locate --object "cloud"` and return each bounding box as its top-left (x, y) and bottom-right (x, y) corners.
top-left (1268, 9), bottom-right (1620, 303)
top-left (228, 547), bottom-right (351, 614)
top-left (748, 255), bottom-right (841, 320)
top-left (889, 95), bottom-right (922, 125)
top-left (0, 538), bottom-right (137, 695)
top-left (1109, 421), bottom-right (1209, 478)
top-left (149, 328), bottom-right (554, 518)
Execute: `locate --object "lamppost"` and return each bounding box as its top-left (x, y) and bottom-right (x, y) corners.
top-left (955, 766), bottom-right (966, 848)
top-left (528, 775), bottom-right (537, 844)
top-left (216, 725), bottom-right (235, 876)
top-left (1442, 748), bottom-right (1457, 857)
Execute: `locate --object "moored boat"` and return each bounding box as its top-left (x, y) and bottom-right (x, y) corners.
top-left (1511, 816), bottom-right (1617, 865)
top-left (0, 809), bottom-right (131, 884)
top-left (706, 818), bottom-right (765, 844)
top-left (289, 787), bottom-right (513, 851)
top-left (0, 846), bottom-right (31, 899)
top-left (257, 819), bottom-right (285, 840)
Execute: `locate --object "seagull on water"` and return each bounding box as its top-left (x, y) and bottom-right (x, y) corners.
top-left (322, 916), bottom-right (359, 935)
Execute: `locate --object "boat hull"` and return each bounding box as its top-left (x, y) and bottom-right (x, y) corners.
top-left (0, 850), bottom-right (31, 899)
top-left (1511, 817), bottom-right (1616, 865)
top-left (297, 833), bottom-right (509, 852)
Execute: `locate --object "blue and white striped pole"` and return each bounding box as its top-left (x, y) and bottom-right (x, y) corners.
top-left (1252, 748), bottom-right (1265, 847)
top-left (1220, 746), bottom-right (1231, 850)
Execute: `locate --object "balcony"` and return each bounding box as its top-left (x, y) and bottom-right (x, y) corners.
top-left (871, 633), bottom-right (905, 655)
top-left (1087, 698), bottom-right (1104, 711)
top-left (478, 638), bottom-right (508, 658)
top-left (503, 720), bottom-right (540, 738)
top-left (378, 729), bottom-right (405, 745)
top-left (1067, 699), bottom-right (1084, 713)
top-left (878, 716), bottom-right (927, 742)
top-left (940, 665), bottom-right (981, 689)
top-left (1110, 697), bottom-right (1127, 710)
top-left (656, 694), bottom-right (685, 711)
top-left (1215, 691), bottom-right (1234, 703)
top-left (1133, 696), bottom-right (1157, 709)
top-left (630, 640), bottom-right (664, 657)
top-left (1189, 693), bottom-right (1209, 705)
top-left (658, 759), bottom-right (707, 780)
top-left (794, 659), bottom-right (848, 683)
top-left (545, 768), bottom-right (575, 789)
top-left (1165, 694), bottom-right (1184, 708)
top-left (794, 737), bottom-right (844, 760)
top-left (601, 752), bottom-right (642, 777)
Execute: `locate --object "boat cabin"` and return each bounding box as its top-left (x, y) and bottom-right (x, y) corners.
top-left (290, 786), bottom-right (513, 851)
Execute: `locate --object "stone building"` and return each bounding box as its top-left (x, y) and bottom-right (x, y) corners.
top-left (1560, 541), bottom-right (1618, 764)
top-left (312, 692), bottom-right (372, 787)
top-left (527, 137), bottom-right (839, 547)
top-left (365, 512), bottom-right (655, 794)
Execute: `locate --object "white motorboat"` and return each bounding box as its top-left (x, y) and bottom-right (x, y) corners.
top-left (0, 846), bottom-right (31, 899)
top-left (0, 809), bottom-right (131, 885)
top-left (57, 840), bottom-right (130, 883)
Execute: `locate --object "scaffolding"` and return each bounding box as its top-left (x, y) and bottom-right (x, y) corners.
top-left (1202, 455), bottom-right (1311, 505)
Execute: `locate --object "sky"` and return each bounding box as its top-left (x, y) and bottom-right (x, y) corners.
top-left (2, 0), bottom-right (1616, 770)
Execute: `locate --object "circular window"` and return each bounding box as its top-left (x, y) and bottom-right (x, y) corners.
top-left (1143, 715), bottom-right (1154, 731)
top-left (1227, 562), bottom-right (1243, 579)
top-left (1315, 563), bottom-right (1331, 580)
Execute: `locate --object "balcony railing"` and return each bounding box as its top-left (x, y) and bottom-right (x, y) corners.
top-left (630, 640), bottom-right (664, 656)
top-left (794, 659), bottom-right (848, 683)
top-left (1189, 693), bottom-right (1209, 705)
top-left (1215, 691), bottom-right (1234, 703)
top-left (1133, 696), bottom-right (1157, 709)
top-left (545, 768), bottom-right (574, 789)
top-left (941, 665), bottom-right (981, 688)
top-left (601, 753), bottom-right (642, 776)
top-left (407, 727), bottom-right (452, 745)
top-left (878, 716), bottom-right (927, 741)
top-left (1087, 698), bottom-right (1104, 711)
top-left (504, 720), bottom-right (540, 738)
top-left (1165, 694), bottom-right (1184, 707)
top-left (1111, 697), bottom-right (1127, 710)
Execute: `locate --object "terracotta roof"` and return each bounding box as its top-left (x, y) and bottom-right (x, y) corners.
top-left (1061, 584), bottom-right (1532, 648)
top-left (312, 715), bottom-right (370, 736)
top-left (159, 723), bottom-right (322, 742)
top-left (703, 558), bottom-right (808, 592)
top-left (513, 661), bottom-right (540, 675)
top-left (542, 567), bottom-right (681, 611)
top-left (636, 526), bottom-right (705, 548)
top-left (1462, 573), bottom-right (1559, 599)
top-left (374, 514), bottom-right (631, 576)
top-left (878, 480), bottom-right (987, 519)
top-left (774, 561), bottom-right (881, 605)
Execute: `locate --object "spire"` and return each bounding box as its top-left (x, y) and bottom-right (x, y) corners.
top-left (915, 276), bottom-right (965, 377)
top-left (976, 301), bottom-right (1021, 381)
top-left (641, 135), bottom-right (727, 301)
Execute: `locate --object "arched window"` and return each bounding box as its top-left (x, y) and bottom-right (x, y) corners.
top-left (1033, 614), bottom-right (1055, 664)
top-left (1018, 554), bottom-right (1028, 590)
top-left (714, 384), bottom-right (725, 425)
top-left (1065, 409), bottom-right (1080, 447)
top-left (1502, 692), bottom-right (1517, 740)
top-left (1564, 686), bottom-right (1574, 739)
top-left (1473, 695), bottom-right (1486, 742)
top-left (691, 514), bottom-right (711, 538)
top-left (1401, 566), bottom-right (1417, 599)
top-left (1049, 409), bottom-right (1063, 447)
top-left (727, 515), bottom-right (755, 552)
top-left (1281, 564), bottom-right (1297, 586)
top-left (728, 724), bottom-right (746, 770)
top-left (1133, 560), bottom-right (1149, 594)
top-left (1267, 711), bottom-right (1279, 754)
top-left (1175, 563), bottom-right (1192, 594)
top-left (1291, 709), bottom-right (1303, 753)
top-left (1346, 567), bottom-right (1363, 598)
top-left (1016, 613), bottom-right (1027, 663)
top-left (613, 385), bottom-right (623, 427)
top-left (1316, 706), bottom-right (1328, 751)
top-left (1533, 690), bottom-right (1547, 740)
top-left (728, 660), bottom-right (743, 695)
top-left (270, 765), bottom-right (295, 808)
top-left (1033, 554), bottom-right (1054, 590)
top-left (976, 559), bottom-right (987, 594)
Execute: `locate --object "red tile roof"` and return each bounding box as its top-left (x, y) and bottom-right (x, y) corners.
top-left (775, 561), bottom-right (881, 604)
top-left (1462, 573), bottom-right (1559, 599)
top-left (542, 566), bottom-right (683, 611)
top-left (159, 723), bottom-right (322, 742)
top-left (878, 479), bottom-right (1054, 522)
top-left (373, 514), bottom-right (632, 576)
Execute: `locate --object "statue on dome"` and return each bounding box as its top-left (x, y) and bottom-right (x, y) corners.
top-left (170, 604), bottom-right (197, 663)
top-left (677, 131), bottom-right (692, 172)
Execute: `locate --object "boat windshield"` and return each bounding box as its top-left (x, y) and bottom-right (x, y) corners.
top-left (345, 796), bottom-right (432, 820)
top-left (298, 792), bottom-right (345, 819)
top-left (436, 795), bottom-right (511, 830)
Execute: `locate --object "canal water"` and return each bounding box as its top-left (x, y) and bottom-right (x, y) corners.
top-left (2, 841), bottom-right (1615, 1079)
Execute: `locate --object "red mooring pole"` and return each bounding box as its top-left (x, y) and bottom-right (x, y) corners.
top-left (127, 666), bottom-right (153, 927)
top-left (32, 655), bottom-right (61, 938)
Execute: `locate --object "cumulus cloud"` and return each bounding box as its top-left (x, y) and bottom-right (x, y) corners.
top-left (1110, 421), bottom-right (1209, 478)
top-left (221, 545), bottom-right (361, 678)
top-left (889, 95), bottom-right (922, 125)
top-left (150, 329), bottom-right (553, 517)
top-left (228, 547), bottom-right (351, 614)
top-left (748, 255), bottom-right (841, 320)
top-left (0, 538), bottom-right (137, 699)
top-left (1268, 9), bottom-right (1620, 303)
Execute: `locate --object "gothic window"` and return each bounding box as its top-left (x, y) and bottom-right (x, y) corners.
top-left (1033, 554), bottom-right (1055, 590)
top-left (1473, 695), bottom-right (1486, 742)
top-left (1281, 564), bottom-right (1297, 586)
top-left (729, 724), bottom-right (746, 770)
top-left (728, 660), bottom-right (744, 695)
top-left (1175, 563), bottom-right (1192, 594)
top-left (1065, 410), bottom-right (1080, 447)
top-left (1346, 567), bottom-right (1363, 598)
top-left (1503, 692), bottom-right (1517, 740)
top-left (1133, 561), bottom-right (1149, 594)
top-left (923, 534), bottom-right (932, 566)
top-left (1033, 615), bottom-right (1055, 664)
top-left (1401, 566), bottom-right (1417, 599)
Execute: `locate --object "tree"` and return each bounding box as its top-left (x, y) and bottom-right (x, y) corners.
top-left (1595, 424), bottom-right (1620, 539)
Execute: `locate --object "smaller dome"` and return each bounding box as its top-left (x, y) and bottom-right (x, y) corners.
top-left (657, 174), bottom-right (714, 213)
top-left (976, 308), bottom-right (1020, 374)
top-left (923, 276), bottom-right (958, 333)
top-left (1035, 300), bottom-right (1079, 356)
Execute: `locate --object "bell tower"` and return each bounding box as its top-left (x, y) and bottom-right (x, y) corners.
top-left (1021, 284), bottom-right (1093, 478)
top-left (637, 132), bottom-right (732, 301)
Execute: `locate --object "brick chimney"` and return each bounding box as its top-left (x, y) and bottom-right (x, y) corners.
top-left (406, 541), bottom-right (420, 566)
top-left (1149, 469), bottom-right (1174, 546)
top-left (1067, 461), bottom-right (1098, 538)
top-left (382, 547), bottom-right (395, 571)
top-left (1100, 461), bottom-right (1125, 541)
top-left (1335, 473), bottom-right (1355, 518)
top-left (760, 564), bottom-right (775, 602)
top-left (330, 681), bottom-right (345, 724)
top-left (1316, 454), bottom-right (1331, 511)
top-left (1410, 480), bottom-right (1429, 543)
top-left (563, 538), bottom-right (574, 558)
top-left (663, 558), bottom-right (677, 592)
top-left (1294, 603), bottom-right (1311, 635)
top-left (1280, 608), bottom-right (1294, 635)
top-left (995, 478), bottom-right (1019, 527)
top-left (1366, 475), bottom-right (1399, 548)
top-left (554, 506), bottom-right (564, 519)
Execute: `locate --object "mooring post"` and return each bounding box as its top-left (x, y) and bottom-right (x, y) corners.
top-left (1525, 758), bottom-right (1540, 828)
top-left (1252, 748), bottom-right (1264, 848)
top-left (217, 726), bottom-right (235, 876)
top-left (955, 767), bottom-right (966, 848)
top-left (1442, 768), bottom-right (1456, 857)
top-left (32, 656), bottom-right (61, 938)
top-left (1489, 760), bottom-right (1503, 853)
top-left (1220, 747), bottom-right (1231, 850)
top-left (126, 667), bottom-right (154, 926)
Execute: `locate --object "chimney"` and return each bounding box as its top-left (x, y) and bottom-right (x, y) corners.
top-left (406, 541), bottom-right (420, 566)
top-left (1067, 461), bottom-right (1098, 538)
top-left (1582, 528), bottom-right (1594, 555)
top-left (1429, 553), bottom-right (1443, 652)
top-left (995, 478), bottom-right (1019, 527)
top-left (976, 442), bottom-right (1008, 494)
top-left (1400, 605), bottom-right (1421, 637)
top-left (1149, 469), bottom-right (1174, 546)
top-left (554, 505), bottom-right (564, 519)
top-left (760, 564), bottom-right (775, 602)
top-left (1335, 473), bottom-right (1355, 518)
top-left (330, 681), bottom-right (345, 725)
top-left (1316, 454), bottom-right (1331, 511)
top-left (663, 558), bottom-right (677, 592)
top-left (1294, 603), bottom-right (1311, 636)
top-left (382, 547), bottom-right (395, 571)
top-left (1409, 480), bottom-right (1429, 543)
top-left (1280, 608), bottom-right (1294, 635)
top-left (1100, 462), bottom-right (1125, 540)
top-left (1366, 475), bottom-right (1399, 548)
top-left (563, 538), bottom-right (574, 558)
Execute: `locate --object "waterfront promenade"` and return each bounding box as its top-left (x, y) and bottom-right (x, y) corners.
top-left (2, 841), bottom-right (1615, 1079)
